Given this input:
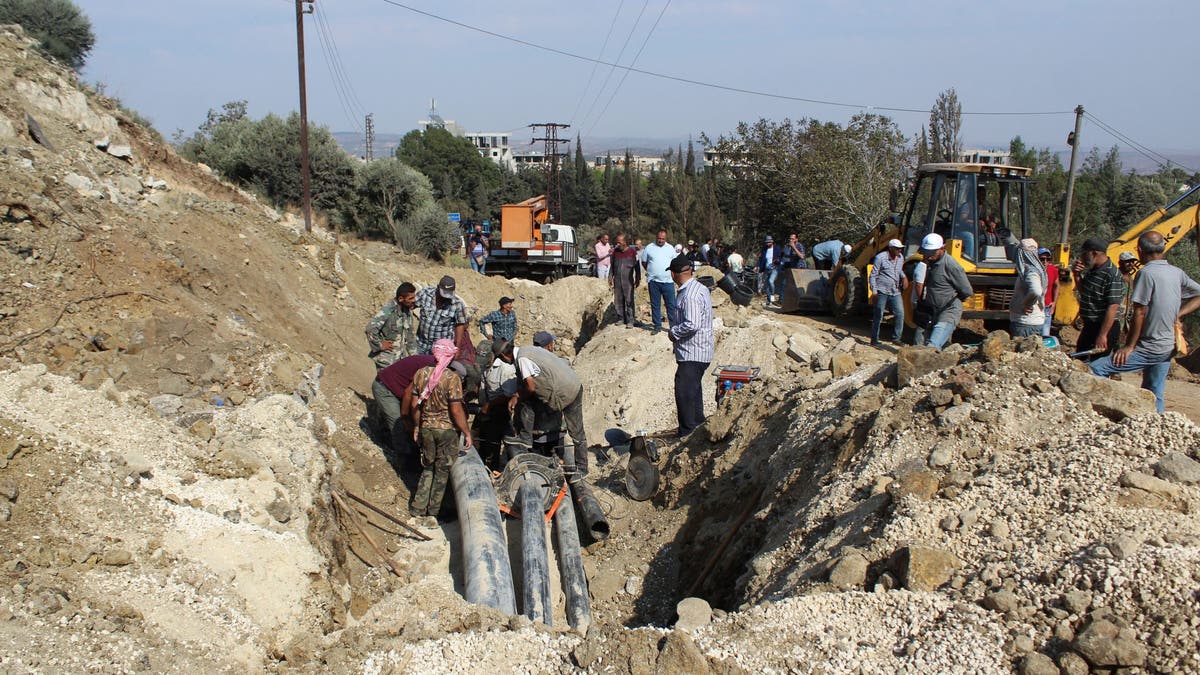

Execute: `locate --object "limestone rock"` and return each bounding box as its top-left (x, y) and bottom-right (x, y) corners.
top-left (797, 370), bottom-right (833, 390)
top-left (106, 144), bottom-right (132, 159)
top-left (157, 375), bottom-right (190, 396)
top-left (928, 447), bottom-right (952, 468)
top-left (101, 549), bottom-right (133, 566)
top-left (982, 589), bottom-right (1018, 613)
top-left (891, 545), bottom-right (957, 592)
top-left (938, 403), bottom-right (974, 428)
top-left (0, 479), bottom-right (18, 501)
top-left (1153, 452), bottom-right (1200, 484)
top-left (657, 631), bottom-right (710, 674)
top-left (828, 552), bottom-right (869, 590)
top-left (674, 597), bottom-right (712, 631)
top-left (64, 173), bottom-right (93, 191)
top-left (1072, 619), bottom-right (1147, 667)
top-left (1057, 651), bottom-right (1089, 675)
top-left (1061, 589), bottom-right (1092, 615)
top-left (896, 347), bottom-right (960, 387)
top-left (1118, 470), bottom-right (1181, 500)
top-left (771, 333), bottom-right (789, 351)
top-left (1017, 653), bottom-right (1058, 675)
top-left (888, 470), bottom-right (940, 501)
top-left (978, 330), bottom-right (1011, 361)
top-left (830, 353), bottom-right (857, 378)
top-left (1059, 371), bottom-right (1156, 421)
top-left (266, 493), bottom-right (293, 523)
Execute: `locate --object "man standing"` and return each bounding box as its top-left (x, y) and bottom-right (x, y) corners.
top-left (1009, 239), bottom-right (1046, 338)
top-left (812, 239), bottom-right (847, 270)
top-left (415, 275), bottom-right (468, 354)
top-left (913, 233), bottom-right (973, 349)
top-left (756, 235), bottom-right (782, 308)
top-left (594, 234), bottom-right (612, 280)
top-left (498, 342), bottom-right (590, 479)
top-left (365, 283), bottom-right (418, 369)
top-left (1089, 232), bottom-right (1200, 412)
top-left (409, 339), bottom-right (472, 521)
top-left (725, 245), bottom-right (745, 283)
top-left (781, 233), bottom-right (807, 270)
top-left (477, 296), bottom-right (518, 354)
top-left (466, 224), bottom-right (489, 275)
top-left (372, 352), bottom-right (436, 461)
top-left (869, 239), bottom-right (908, 345)
top-left (640, 230), bottom-right (678, 334)
top-left (1071, 238), bottom-right (1125, 358)
top-left (1038, 247), bottom-right (1061, 337)
top-left (611, 234), bottom-right (641, 328)
top-left (668, 255), bottom-right (714, 437)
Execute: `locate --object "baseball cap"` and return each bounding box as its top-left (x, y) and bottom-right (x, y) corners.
top-left (764, 235), bottom-right (774, 243)
top-left (499, 296), bottom-right (514, 306)
top-left (448, 361), bottom-right (467, 377)
top-left (687, 240), bottom-right (695, 246)
top-left (492, 340), bottom-right (511, 358)
top-left (1037, 247), bottom-right (1051, 256)
top-left (668, 254), bottom-right (693, 273)
top-left (1119, 251), bottom-right (1136, 262)
top-left (532, 330), bottom-right (555, 347)
top-left (842, 244), bottom-right (852, 254)
top-left (920, 233), bottom-right (944, 252)
top-left (1081, 237), bottom-right (1107, 253)
top-left (887, 239), bottom-right (903, 249)
top-left (437, 275), bottom-right (456, 299)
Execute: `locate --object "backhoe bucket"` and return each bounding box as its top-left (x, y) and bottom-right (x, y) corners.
top-left (778, 268), bottom-right (831, 313)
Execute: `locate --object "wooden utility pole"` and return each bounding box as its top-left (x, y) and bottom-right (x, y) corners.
top-left (1060, 105), bottom-right (1085, 245)
top-left (295, 0), bottom-right (315, 232)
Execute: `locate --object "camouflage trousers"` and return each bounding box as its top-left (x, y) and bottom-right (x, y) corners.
top-left (410, 428), bottom-right (459, 517)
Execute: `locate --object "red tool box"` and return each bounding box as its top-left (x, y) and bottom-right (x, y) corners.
top-left (713, 365), bottom-right (760, 402)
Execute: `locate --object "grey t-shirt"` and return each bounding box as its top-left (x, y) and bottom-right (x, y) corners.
top-left (1131, 260), bottom-right (1200, 357)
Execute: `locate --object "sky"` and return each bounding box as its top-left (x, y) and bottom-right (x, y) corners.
top-left (74, 0), bottom-right (1200, 163)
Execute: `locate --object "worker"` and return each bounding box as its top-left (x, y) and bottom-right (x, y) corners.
top-left (408, 339), bottom-right (472, 522)
top-left (667, 255), bottom-right (714, 437)
top-left (365, 282), bottom-right (418, 369)
top-left (477, 296), bottom-right (518, 356)
top-left (611, 234), bottom-right (641, 328)
top-left (371, 352), bottom-right (436, 466)
top-left (1071, 238), bottom-right (1125, 359)
top-left (725, 245), bottom-right (745, 283)
top-left (781, 233), bottom-right (807, 270)
top-left (1118, 251), bottom-right (1141, 332)
top-left (415, 275), bottom-right (468, 354)
top-left (869, 239), bottom-right (908, 345)
top-left (640, 230), bottom-right (678, 335)
top-left (1009, 239), bottom-right (1046, 338)
top-left (913, 233), bottom-right (972, 349)
top-left (1089, 232), bottom-right (1200, 413)
top-left (498, 341), bottom-right (589, 480)
top-left (1038, 248), bottom-right (1061, 337)
top-left (812, 239), bottom-right (847, 271)
top-left (756, 235), bottom-right (783, 308)
top-left (466, 224), bottom-right (489, 275)
top-left (476, 340), bottom-right (519, 470)
top-left (594, 234), bottom-right (612, 280)
top-left (532, 330), bottom-right (556, 350)
top-left (686, 240), bottom-right (704, 265)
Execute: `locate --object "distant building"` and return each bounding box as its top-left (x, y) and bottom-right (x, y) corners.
top-left (957, 148), bottom-right (1011, 165)
top-left (513, 151), bottom-right (546, 168)
top-left (417, 100), bottom-right (516, 171)
top-left (589, 154), bottom-right (667, 175)
top-left (703, 144), bottom-right (747, 169)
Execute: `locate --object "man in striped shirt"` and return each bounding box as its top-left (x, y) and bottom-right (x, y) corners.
top-left (667, 255), bottom-right (714, 437)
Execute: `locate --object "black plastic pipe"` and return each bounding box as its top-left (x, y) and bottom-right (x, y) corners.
top-left (569, 480), bottom-right (610, 542)
top-left (450, 448), bottom-right (516, 615)
top-left (552, 492), bottom-right (592, 632)
top-left (519, 480), bottom-right (552, 625)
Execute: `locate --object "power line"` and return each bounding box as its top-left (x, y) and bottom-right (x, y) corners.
top-left (376, 0), bottom-right (1074, 117)
top-left (585, 0), bottom-right (672, 136)
top-left (568, 0), bottom-right (626, 128)
top-left (1083, 111), bottom-right (1196, 174)
top-left (314, 4), bottom-right (369, 116)
top-left (578, 0), bottom-right (649, 132)
top-left (310, 5), bottom-right (364, 131)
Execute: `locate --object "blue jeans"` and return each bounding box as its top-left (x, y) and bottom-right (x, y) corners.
top-left (1010, 322), bottom-right (1041, 338)
top-left (871, 293), bottom-right (904, 342)
top-left (759, 268), bottom-right (779, 299)
top-left (1089, 349), bottom-right (1171, 413)
top-left (648, 280), bottom-right (677, 329)
top-left (914, 320), bottom-right (956, 350)
top-left (1042, 304), bottom-right (1053, 337)
top-left (469, 255), bottom-right (486, 274)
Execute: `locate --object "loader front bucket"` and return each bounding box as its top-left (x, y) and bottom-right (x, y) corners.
top-left (778, 268), bottom-right (831, 313)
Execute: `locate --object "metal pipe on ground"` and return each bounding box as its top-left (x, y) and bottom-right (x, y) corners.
top-left (519, 479), bottom-right (552, 625)
top-left (450, 447), bottom-right (516, 615)
top-left (569, 480), bottom-right (610, 543)
top-left (552, 492), bottom-right (592, 632)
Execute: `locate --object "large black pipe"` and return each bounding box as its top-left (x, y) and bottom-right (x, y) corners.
top-left (519, 480), bottom-right (552, 625)
top-left (450, 448), bottom-right (516, 615)
top-left (552, 493), bottom-right (592, 632)
top-left (569, 480), bottom-right (610, 542)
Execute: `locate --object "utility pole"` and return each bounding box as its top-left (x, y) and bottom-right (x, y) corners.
top-left (294, 0), bottom-right (315, 232)
top-left (529, 123), bottom-right (570, 223)
top-left (364, 113), bottom-right (375, 161)
top-left (1060, 104), bottom-right (1084, 245)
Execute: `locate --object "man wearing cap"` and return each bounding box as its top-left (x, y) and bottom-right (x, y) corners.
top-left (1010, 239), bottom-right (1047, 338)
top-left (668, 254), bottom-right (714, 437)
top-left (365, 282), bottom-right (419, 369)
top-left (477, 296), bottom-right (518, 355)
top-left (415, 275), bottom-right (469, 355)
top-left (640, 230), bottom-right (678, 335)
top-left (756, 235), bottom-right (782, 308)
top-left (1071, 238), bottom-right (1124, 357)
top-left (1088, 232), bottom-right (1200, 413)
top-left (1038, 248), bottom-right (1061, 337)
top-left (914, 233), bottom-right (973, 349)
top-left (497, 341), bottom-right (590, 479)
top-left (812, 239), bottom-right (847, 271)
top-left (869, 239), bottom-right (909, 345)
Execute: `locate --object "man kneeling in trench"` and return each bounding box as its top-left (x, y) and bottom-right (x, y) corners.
top-left (495, 340), bottom-right (589, 480)
top-left (407, 339), bottom-right (472, 522)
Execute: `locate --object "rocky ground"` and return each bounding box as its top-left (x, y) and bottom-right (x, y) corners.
top-left (2, 24), bottom-right (1200, 674)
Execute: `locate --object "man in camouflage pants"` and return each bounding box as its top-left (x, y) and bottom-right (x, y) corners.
top-left (365, 282), bottom-right (418, 369)
top-left (407, 340), bottom-right (472, 522)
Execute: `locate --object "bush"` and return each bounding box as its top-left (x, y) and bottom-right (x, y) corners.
top-left (399, 201), bottom-right (460, 261)
top-left (341, 158), bottom-right (435, 241)
top-left (0, 0), bottom-right (94, 70)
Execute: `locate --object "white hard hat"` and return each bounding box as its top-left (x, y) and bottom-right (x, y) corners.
top-left (920, 233), bottom-right (944, 251)
top-left (887, 239), bottom-right (903, 249)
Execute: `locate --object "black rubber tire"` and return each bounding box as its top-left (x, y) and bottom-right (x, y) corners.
top-left (830, 265), bottom-right (866, 318)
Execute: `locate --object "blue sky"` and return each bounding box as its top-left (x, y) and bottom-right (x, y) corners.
top-left (75, 0), bottom-right (1200, 161)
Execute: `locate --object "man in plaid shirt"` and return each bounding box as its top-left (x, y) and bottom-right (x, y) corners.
top-left (667, 255), bottom-right (714, 437)
top-left (1072, 238), bottom-right (1125, 358)
top-left (477, 296), bottom-right (518, 349)
top-left (415, 275), bottom-right (468, 355)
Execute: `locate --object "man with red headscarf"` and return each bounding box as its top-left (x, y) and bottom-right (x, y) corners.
top-left (408, 339), bottom-right (472, 521)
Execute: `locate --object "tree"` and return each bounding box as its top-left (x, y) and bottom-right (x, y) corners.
top-left (343, 158), bottom-right (434, 241)
top-left (928, 88), bottom-right (962, 163)
top-left (395, 127), bottom-right (503, 217)
top-left (0, 0), bottom-right (94, 70)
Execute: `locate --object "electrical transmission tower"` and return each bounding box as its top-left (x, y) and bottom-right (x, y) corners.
top-left (364, 113), bottom-right (375, 161)
top-left (529, 123), bottom-right (571, 223)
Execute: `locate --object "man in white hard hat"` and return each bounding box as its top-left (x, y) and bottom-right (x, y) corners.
top-left (869, 239), bottom-right (909, 345)
top-left (912, 233), bottom-right (973, 349)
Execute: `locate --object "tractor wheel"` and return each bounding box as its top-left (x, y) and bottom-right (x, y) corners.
top-left (830, 265), bottom-right (866, 318)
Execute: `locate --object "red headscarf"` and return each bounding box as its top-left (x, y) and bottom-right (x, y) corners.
top-left (418, 339), bottom-right (459, 404)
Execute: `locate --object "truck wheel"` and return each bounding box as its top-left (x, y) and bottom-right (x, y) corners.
top-left (830, 265), bottom-right (865, 318)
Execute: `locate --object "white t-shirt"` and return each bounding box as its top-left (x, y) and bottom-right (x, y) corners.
top-left (727, 252), bottom-right (744, 273)
top-left (911, 261), bottom-right (927, 303)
